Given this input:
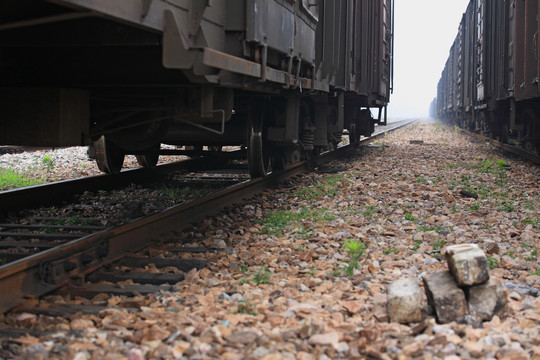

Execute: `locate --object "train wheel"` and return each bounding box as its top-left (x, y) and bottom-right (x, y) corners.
top-left (248, 101), bottom-right (273, 178)
top-left (94, 135), bottom-right (125, 175)
top-left (136, 144), bottom-right (160, 168)
top-left (348, 122), bottom-right (359, 144)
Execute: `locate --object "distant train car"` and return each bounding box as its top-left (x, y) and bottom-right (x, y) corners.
top-left (0, 0), bottom-right (394, 176)
top-left (437, 0), bottom-right (540, 153)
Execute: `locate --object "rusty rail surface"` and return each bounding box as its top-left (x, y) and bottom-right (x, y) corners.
top-left (0, 119), bottom-right (417, 313)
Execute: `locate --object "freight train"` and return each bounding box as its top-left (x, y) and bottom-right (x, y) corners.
top-left (436, 0), bottom-right (540, 154)
top-left (0, 0), bottom-right (394, 177)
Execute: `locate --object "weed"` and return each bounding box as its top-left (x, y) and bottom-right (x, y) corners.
top-left (416, 177), bottom-right (428, 183)
top-left (487, 257), bottom-right (499, 269)
top-left (259, 207), bottom-right (334, 235)
top-left (42, 155), bottom-right (55, 172)
top-left (503, 249), bottom-right (516, 259)
top-left (259, 210), bottom-right (298, 235)
top-left (384, 246), bottom-right (399, 255)
top-left (404, 213), bottom-right (418, 222)
top-left (477, 158), bottom-right (495, 173)
top-left (433, 238), bottom-right (446, 251)
top-left (469, 203), bottom-right (480, 211)
top-left (497, 202), bottom-right (515, 213)
top-left (43, 225), bottom-right (55, 234)
top-left (434, 121), bottom-right (440, 132)
top-left (413, 241), bottom-right (422, 251)
top-left (293, 187), bottom-right (324, 200)
top-left (454, 125), bottom-right (459, 133)
top-left (293, 174), bottom-right (347, 200)
top-left (525, 249), bottom-right (538, 262)
top-left (342, 239), bottom-right (367, 276)
top-left (295, 244), bottom-right (306, 252)
top-left (236, 300), bottom-right (258, 315)
top-left (417, 225), bottom-right (448, 233)
top-left (0, 167), bottom-right (45, 190)
top-left (331, 265), bottom-right (343, 277)
top-left (531, 268), bottom-right (540, 276)
top-left (252, 265), bottom-right (271, 285)
top-left (522, 216), bottom-right (540, 229)
top-left (240, 264), bottom-right (249, 273)
top-left (362, 205), bottom-right (378, 218)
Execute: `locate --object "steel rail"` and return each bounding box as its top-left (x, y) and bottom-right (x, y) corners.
top-left (0, 156), bottom-right (228, 215)
top-left (0, 119), bottom-right (416, 313)
top-left (460, 129), bottom-right (540, 165)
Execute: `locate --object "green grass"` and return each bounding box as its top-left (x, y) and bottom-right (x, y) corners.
top-left (433, 238), bottom-right (446, 251)
top-left (236, 300), bottom-right (258, 315)
top-left (0, 167), bottom-right (45, 190)
top-left (384, 246), bottom-right (399, 255)
top-left (259, 207), bottom-right (335, 235)
top-left (487, 257), bottom-right (499, 269)
top-left (497, 202), bottom-right (516, 213)
top-left (404, 213), bottom-right (418, 222)
top-left (252, 266), bottom-right (271, 285)
top-left (362, 205), bottom-right (378, 218)
top-left (522, 216), bottom-right (540, 229)
top-left (417, 224), bottom-right (452, 233)
top-left (293, 174), bottom-right (348, 200)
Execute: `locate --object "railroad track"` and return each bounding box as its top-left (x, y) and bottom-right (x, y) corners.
top-left (0, 119), bottom-right (416, 316)
top-left (460, 129), bottom-right (540, 165)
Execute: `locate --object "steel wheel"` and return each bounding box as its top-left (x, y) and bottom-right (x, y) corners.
top-left (136, 144), bottom-right (160, 168)
top-left (248, 101), bottom-right (273, 178)
top-left (94, 135), bottom-right (125, 175)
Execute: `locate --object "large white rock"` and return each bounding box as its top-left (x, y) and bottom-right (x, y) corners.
top-left (387, 277), bottom-right (426, 324)
top-left (444, 244), bottom-right (489, 286)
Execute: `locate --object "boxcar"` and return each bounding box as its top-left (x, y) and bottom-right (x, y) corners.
top-left (0, 0), bottom-right (394, 176)
top-left (437, 0), bottom-right (540, 153)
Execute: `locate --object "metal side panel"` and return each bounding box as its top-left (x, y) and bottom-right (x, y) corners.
top-left (246, 0), bottom-right (294, 54)
top-left (48, 0), bottom-right (226, 50)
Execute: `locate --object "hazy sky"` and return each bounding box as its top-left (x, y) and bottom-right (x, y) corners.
top-left (388, 0), bottom-right (470, 119)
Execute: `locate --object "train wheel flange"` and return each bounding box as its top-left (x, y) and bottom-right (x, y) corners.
top-left (93, 136), bottom-right (125, 175)
top-left (136, 144), bottom-right (160, 169)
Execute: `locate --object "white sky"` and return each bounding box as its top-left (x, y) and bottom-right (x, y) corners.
top-left (388, 0), bottom-right (470, 119)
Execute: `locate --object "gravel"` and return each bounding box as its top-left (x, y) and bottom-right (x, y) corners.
top-left (0, 146), bottom-right (187, 183)
top-left (1, 119), bottom-right (539, 360)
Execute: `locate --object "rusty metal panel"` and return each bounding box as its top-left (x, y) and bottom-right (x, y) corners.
top-left (463, 1), bottom-right (475, 111)
top-left (348, 0), bottom-right (392, 103)
top-left (514, 0), bottom-right (539, 100)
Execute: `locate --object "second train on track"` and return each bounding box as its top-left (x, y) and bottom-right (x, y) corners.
top-left (436, 0), bottom-right (540, 154)
top-left (0, 0), bottom-right (394, 177)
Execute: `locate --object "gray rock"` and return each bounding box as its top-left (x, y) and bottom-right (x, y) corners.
top-left (468, 278), bottom-right (506, 321)
top-left (444, 244), bottom-right (489, 286)
top-left (423, 271), bottom-right (468, 324)
top-left (387, 277), bottom-right (426, 324)
top-left (504, 281), bottom-right (539, 297)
